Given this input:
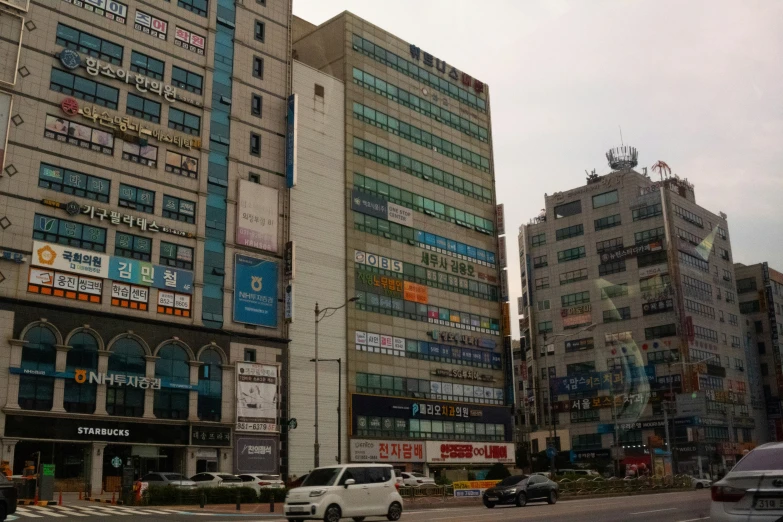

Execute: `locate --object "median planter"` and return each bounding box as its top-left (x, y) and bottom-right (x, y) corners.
top-left (142, 486), bottom-right (261, 506)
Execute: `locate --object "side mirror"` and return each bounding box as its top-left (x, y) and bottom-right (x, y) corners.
top-left (344, 478), bottom-right (355, 488)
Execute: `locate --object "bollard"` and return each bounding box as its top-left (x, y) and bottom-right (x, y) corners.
top-left (111, 491), bottom-right (116, 505)
top-left (58, 490), bottom-right (63, 506)
top-left (78, 491), bottom-right (82, 501)
top-left (269, 498), bottom-right (274, 512)
top-left (236, 491), bottom-right (240, 511)
top-left (199, 492), bottom-right (206, 509)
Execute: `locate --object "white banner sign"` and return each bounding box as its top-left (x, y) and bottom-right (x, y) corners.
top-left (350, 439), bottom-right (425, 463)
top-left (425, 442), bottom-right (514, 464)
top-left (639, 264), bottom-right (669, 279)
top-left (236, 180), bottom-right (279, 253)
top-left (236, 362), bottom-right (278, 433)
top-left (387, 202), bottom-right (413, 227)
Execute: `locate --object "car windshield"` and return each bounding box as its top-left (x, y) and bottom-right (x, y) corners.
top-left (302, 467), bottom-right (341, 487)
top-left (732, 450), bottom-right (783, 472)
top-left (165, 474), bottom-right (186, 481)
top-left (498, 475), bottom-right (526, 487)
top-left (411, 472), bottom-right (426, 478)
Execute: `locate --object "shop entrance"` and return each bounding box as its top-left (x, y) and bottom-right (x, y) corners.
top-left (195, 448), bottom-right (218, 473)
top-left (13, 441), bottom-right (91, 492)
top-left (103, 445), bottom-right (186, 492)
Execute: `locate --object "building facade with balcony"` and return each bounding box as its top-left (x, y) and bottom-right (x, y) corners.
top-left (289, 11), bottom-right (513, 475)
top-left (517, 151), bottom-right (756, 476)
top-left (0, 0), bottom-right (293, 494)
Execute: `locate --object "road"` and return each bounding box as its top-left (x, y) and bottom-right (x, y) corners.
top-left (8, 490), bottom-right (711, 521)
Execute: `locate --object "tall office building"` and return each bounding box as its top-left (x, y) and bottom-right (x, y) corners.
top-left (288, 11), bottom-right (513, 476)
top-left (0, 0), bottom-right (294, 494)
top-left (734, 262), bottom-right (783, 442)
top-left (517, 150), bottom-right (756, 477)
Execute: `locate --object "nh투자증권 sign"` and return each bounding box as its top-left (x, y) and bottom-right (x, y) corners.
top-left (233, 255), bottom-right (279, 328)
top-left (236, 363), bottom-right (278, 433)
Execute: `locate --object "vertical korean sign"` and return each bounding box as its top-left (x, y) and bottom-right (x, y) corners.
top-left (236, 362), bottom-right (279, 433)
top-left (233, 255), bottom-right (279, 328)
top-left (285, 94), bottom-right (298, 188)
top-left (236, 180), bottom-right (278, 253)
top-left (0, 91), bottom-right (11, 172)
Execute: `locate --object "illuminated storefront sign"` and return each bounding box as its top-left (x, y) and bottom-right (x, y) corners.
top-left (404, 281), bottom-right (428, 304)
top-left (62, 0), bottom-right (125, 23)
top-left (427, 442), bottom-right (514, 464)
top-left (60, 98), bottom-right (201, 150)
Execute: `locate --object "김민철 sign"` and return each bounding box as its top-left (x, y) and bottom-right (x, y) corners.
top-left (426, 442), bottom-right (513, 464)
top-left (350, 440), bottom-right (425, 463)
top-left (236, 363), bottom-right (278, 433)
top-left (60, 98), bottom-right (201, 150)
top-left (233, 255), bottom-right (279, 328)
top-left (236, 181), bottom-right (278, 253)
top-left (32, 241), bottom-right (194, 294)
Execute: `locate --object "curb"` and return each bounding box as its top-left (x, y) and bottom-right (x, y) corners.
top-left (17, 500), bottom-right (49, 506)
top-left (84, 498), bottom-right (124, 505)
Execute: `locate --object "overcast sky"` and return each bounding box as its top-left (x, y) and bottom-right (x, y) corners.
top-left (293, 0), bottom-right (783, 337)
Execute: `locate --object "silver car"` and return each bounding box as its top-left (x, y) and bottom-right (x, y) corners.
top-left (710, 442), bottom-right (783, 521)
top-left (140, 472), bottom-right (197, 489)
top-left (191, 472), bottom-right (244, 488)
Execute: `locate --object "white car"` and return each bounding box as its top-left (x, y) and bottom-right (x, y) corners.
top-left (393, 470), bottom-right (404, 487)
top-left (400, 472), bottom-right (435, 487)
top-left (190, 472), bottom-right (243, 488)
top-left (139, 473), bottom-right (197, 489)
top-left (690, 476), bottom-right (712, 489)
top-left (710, 442), bottom-right (783, 521)
top-left (284, 464), bottom-right (403, 522)
top-left (239, 474), bottom-right (285, 494)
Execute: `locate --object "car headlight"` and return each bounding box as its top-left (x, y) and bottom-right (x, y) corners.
top-left (309, 489), bottom-right (326, 497)
top-left (506, 488), bottom-right (516, 494)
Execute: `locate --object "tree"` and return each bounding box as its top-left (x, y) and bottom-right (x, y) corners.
top-left (485, 463), bottom-right (511, 480)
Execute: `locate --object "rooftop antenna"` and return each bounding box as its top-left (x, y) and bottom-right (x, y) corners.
top-left (619, 126), bottom-right (624, 146)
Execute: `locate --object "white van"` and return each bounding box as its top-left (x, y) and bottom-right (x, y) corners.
top-left (284, 464), bottom-right (403, 522)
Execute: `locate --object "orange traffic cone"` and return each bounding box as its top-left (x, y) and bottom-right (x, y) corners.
top-left (111, 491), bottom-right (116, 505)
top-left (58, 490), bottom-right (63, 506)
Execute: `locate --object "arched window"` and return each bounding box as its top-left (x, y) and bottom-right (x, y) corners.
top-left (154, 343), bottom-right (190, 419)
top-left (198, 349), bottom-right (222, 421)
top-left (64, 331), bottom-right (99, 413)
top-left (106, 338), bottom-right (146, 417)
top-left (19, 325), bottom-right (57, 410)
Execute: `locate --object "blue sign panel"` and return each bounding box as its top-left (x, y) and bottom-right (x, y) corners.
top-left (233, 254), bottom-right (279, 328)
top-left (351, 189), bottom-right (388, 220)
top-left (285, 94), bottom-right (298, 188)
top-left (108, 258), bottom-right (193, 294)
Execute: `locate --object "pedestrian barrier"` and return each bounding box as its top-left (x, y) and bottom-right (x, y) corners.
top-left (555, 474), bottom-right (691, 496)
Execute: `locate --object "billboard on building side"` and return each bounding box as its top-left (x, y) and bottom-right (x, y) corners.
top-left (236, 180), bottom-right (279, 253)
top-left (235, 362), bottom-right (279, 434)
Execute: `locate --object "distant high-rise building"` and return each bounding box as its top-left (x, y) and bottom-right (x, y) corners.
top-left (517, 155), bottom-right (756, 477)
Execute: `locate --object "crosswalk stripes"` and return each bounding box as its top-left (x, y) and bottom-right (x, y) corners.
top-left (14, 504), bottom-right (208, 518)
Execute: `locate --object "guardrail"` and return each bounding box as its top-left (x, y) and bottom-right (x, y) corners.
top-left (397, 485), bottom-right (453, 499)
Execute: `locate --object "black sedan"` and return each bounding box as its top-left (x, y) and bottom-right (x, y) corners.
top-left (0, 475), bottom-right (16, 521)
top-left (482, 474), bottom-right (558, 508)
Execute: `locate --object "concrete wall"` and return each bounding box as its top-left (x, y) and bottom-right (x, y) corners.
top-left (287, 61), bottom-right (346, 477)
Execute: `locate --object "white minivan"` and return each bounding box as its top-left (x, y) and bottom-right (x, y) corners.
top-left (284, 464), bottom-right (403, 522)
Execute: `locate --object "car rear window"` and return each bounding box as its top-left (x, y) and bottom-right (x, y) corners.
top-left (732, 449), bottom-right (783, 472)
top-left (218, 474), bottom-right (241, 482)
top-left (165, 474), bottom-right (185, 481)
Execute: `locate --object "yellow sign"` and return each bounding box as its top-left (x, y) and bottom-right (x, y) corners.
top-left (453, 480), bottom-right (500, 490)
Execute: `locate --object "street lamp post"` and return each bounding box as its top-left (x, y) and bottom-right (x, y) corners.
top-left (541, 323), bottom-right (598, 476)
top-left (314, 298), bottom-right (357, 469)
top-left (311, 357), bottom-right (342, 464)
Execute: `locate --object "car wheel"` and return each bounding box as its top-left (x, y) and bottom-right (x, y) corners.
top-left (324, 504), bottom-right (342, 522)
top-left (483, 500), bottom-right (496, 508)
top-left (387, 501), bottom-right (402, 521)
top-left (547, 490), bottom-right (558, 504)
top-left (695, 483), bottom-right (704, 489)
top-left (0, 503), bottom-right (6, 522)
top-left (515, 492), bottom-right (527, 507)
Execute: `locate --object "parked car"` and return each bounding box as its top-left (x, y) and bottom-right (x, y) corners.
top-left (0, 475), bottom-right (16, 521)
top-left (400, 472), bottom-right (436, 487)
top-left (711, 442), bottom-right (783, 521)
top-left (690, 476), bottom-right (712, 489)
top-left (190, 472), bottom-right (243, 488)
top-left (531, 471), bottom-right (551, 479)
top-left (555, 468), bottom-right (599, 477)
top-left (289, 473), bottom-right (308, 489)
top-left (140, 473), bottom-right (197, 489)
top-left (239, 474), bottom-right (285, 494)
top-left (482, 474), bottom-right (558, 508)
top-left (393, 470), bottom-right (404, 487)
top-left (284, 464), bottom-right (403, 522)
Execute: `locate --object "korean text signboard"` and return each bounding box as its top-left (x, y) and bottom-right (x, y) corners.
top-left (351, 189), bottom-right (414, 227)
top-left (134, 10), bottom-right (167, 40)
top-left (236, 363), bottom-right (278, 434)
top-left (600, 240), bottom-right (663, 263)
top-left (62, 0), bottom-right (126, 24)
top-left (236, 180), bottom-right (278, 253)
top-left (350, 439), bottom-right (425, 463)
top-left (235, 436), bottom-right (278, 474)
top-left (426, 442), bottom-right (513, 464)
top-left (233, 255), bottom-right (279, 328)
top-left (285, 94), bottom-right (297, 188)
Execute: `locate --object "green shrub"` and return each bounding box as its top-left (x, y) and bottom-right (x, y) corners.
top-left (143, 486), bottom-right (260, 506)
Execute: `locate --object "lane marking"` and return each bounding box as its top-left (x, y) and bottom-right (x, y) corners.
top-left (630, 507), bottom-right (678, 515)
top-left (49, 506), bottom-right (89, 516)
top-left (675, 518), bottom-right (710, 522)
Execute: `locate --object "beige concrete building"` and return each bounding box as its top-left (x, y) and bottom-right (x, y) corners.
top-left (517, 152), bottom-right (756, 476)
top-left (734, 262), bottom-right (783, 443)
top-left (0, 0), bottom-right (294, 494)
top-left (289, 11), bottom-right (513, 475)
